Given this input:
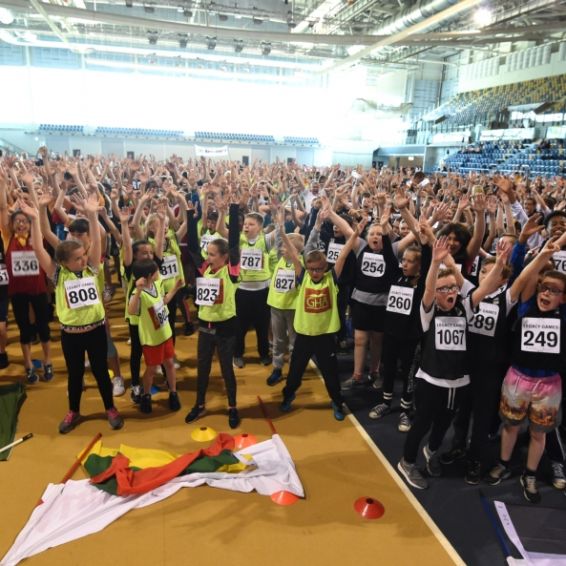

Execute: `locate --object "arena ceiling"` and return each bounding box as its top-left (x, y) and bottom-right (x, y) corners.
top-left (0, 0), bottom-right (564, 76)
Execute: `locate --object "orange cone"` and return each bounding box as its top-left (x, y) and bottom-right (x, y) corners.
top-left (354, 497), bottom-right (385, 519)
top-left (234, 433), bottom-right (258, 450)
top-left (271, 490), bottom-right (299, 506)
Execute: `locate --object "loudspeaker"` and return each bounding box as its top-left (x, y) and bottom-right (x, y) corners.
top-left (287, 157), bottom-right (295, 165)
top-left (127, 151), bottom-right (134, 159)
top-left (72, 149), bottom-right (81, 157)
top-left (242, 155), bottom-right (249, 166)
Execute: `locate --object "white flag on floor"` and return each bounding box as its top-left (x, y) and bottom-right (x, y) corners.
top-left (1, 435), bottom-right (303, 566)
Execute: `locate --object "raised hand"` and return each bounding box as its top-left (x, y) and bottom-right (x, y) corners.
top-left (432, 236), bottom-right (451, 263)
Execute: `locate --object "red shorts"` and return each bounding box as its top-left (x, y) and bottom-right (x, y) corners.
top-left (142, 337), bottom-right (174, 366)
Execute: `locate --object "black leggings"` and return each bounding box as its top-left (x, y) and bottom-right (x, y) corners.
top-left (235, 287), bottom-right (270, 359)
top-left (381, 333), bottom-right (418, 410)
top-left (61, 324), bottom-right (113, 413)
top-left (11, 293), bottom-right (51, 344)
top-left (195, 321), bottom-right (237, 407)
top-left (128, 323), bottom-right (142, 387)
top-left (282, 332), bottom-right (343, 407)
top-left (403, 379), bottom-right (468, 464)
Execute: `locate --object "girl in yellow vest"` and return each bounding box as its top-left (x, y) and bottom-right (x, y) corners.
top-left (265, 215), bottom-right (304, 386)
top-left (184, 202), bottom-right (241, 429)
top-left (279, 219), bottom-right (368, 420)
top-left (128, 259), bottom-right (182, 414)
top-left (22, 195), bottom-right (124, 434)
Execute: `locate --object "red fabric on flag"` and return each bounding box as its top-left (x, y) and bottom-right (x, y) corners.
top-left (90, 433), bottom-right (235, 496)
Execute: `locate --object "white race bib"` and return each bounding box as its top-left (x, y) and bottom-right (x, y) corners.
top-left (469, 302), bottom-right (499, 337)
top-left (0, 264), bottom-right (8, 286)
top-left (326, 242), bottom-right (344, 264)
top-left (361, 252), bottom-right (385, 278)
top-left (274, 269), bottom-right (295, 293)
top-left (11, 250), bottom-right (39, 277)
top-left (195, 277), bottom-right (221, 306)
top-left (521, 318), bottom-right (561, 354)
top-left (470, 256), bottom-right (480, 277)
top-left (435, 316), bottom-right (467, 351)
top-left (386, 285), bottom-right (414, 315)
top-left (552, 250), bottom-right (566, 274)
top-left (160, 256), bottom-right (179, 280)
top-left (64, 277), bottom-right (100, 309)
top-left (241, 248), bottom-right (263, 271)
top-left (152, 299), bottom-right (169, 327)
top-left (200, 234), bottom-right (214, 251)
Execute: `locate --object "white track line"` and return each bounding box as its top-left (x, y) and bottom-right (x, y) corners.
top-left (308, 360), bottom-right (465, 566)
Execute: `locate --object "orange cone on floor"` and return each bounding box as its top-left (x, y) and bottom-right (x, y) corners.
top-left (190, 426), bottom-right (217, 442)
top-left (234, 433), bottom-right (258, 450)
top-left (354, 497), bottom-right (385, 519)
top-left (271, 491), bottom-right (299, 506)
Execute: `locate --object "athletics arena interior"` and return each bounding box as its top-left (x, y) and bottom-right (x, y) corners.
top-left (1, 1), bottom-right (566, 565)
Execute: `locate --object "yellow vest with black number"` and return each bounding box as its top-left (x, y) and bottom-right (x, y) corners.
top-left (124, 272), bottom-right (139, 325)
top-left (267, 257), bottom-right (302, 310)
top-left (56, 264), bottom-right (105, 327)
top-left (136, 280), bottom-right (172, 346)
top-left (239, 234), bottom-right (270, 282)
top-left (294, 270), bottom-right (340, 336)
top-left (150, 228), bottom-right (184, 293)
top-left (197, 264), bottom-right (237, 323)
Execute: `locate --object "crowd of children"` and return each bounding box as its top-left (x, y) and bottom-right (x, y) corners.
top-left (0, 149), bottom-right (564, 505)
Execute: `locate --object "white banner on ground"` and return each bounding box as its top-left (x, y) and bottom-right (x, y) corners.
top-left (195, 145), bottom-right (229, 157)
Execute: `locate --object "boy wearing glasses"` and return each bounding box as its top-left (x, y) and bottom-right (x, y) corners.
top-left (398, 237), bottom-right (510, 490)
top-left (278, 222), bottom-right (366, 420)
top-left (486, 238), bottom-right (566, 503)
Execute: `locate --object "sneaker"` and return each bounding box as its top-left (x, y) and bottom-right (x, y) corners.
top-left (485, 462), bottom-right (511, 486)
top-left (168, 391), bottom-right (181, 411)
top-left (140, 393), bottom-right (152, 414)
top-left (370, 372), bottom-right (383, 390)
top-left (59, 411), bottom-right (81, 434)
top-left (341, 376), bottom-right (364, 391)
top-left (368, 403), bottom-right (391, 420)
top-left (465, 459), bottom-right (481, 485)
top-left (332, 402), bottom-right (346, 421)
top-left (25, 368), bottom-right (38, 384)
top-left (155, 366), bottom-right (163, 376)
top-left (0, 352), bottom-right (9, 369)
top-left (43, 363), bottom-right (54, 382)
top-left (112, 376), bottom-right (125, 396)
top-left (439, 446), bottom-right (467, 465)
top-left (423, 445), bottom-right (442, 477)
top-left (228, 408), bottom-right (240, 429)
top-left (280, 392), bottom-right (296, 413)
top-left (107, 407), bottom-right (124, 430)
top-left (173, 359), bottom-right (181, 370)
top-left (551, 461), bottom-right (566, 490)
top-left (398, 458), bottom-right (428, 490)
top-left (130, 384), bottom-right (143, 404)
top-left (233, 357), bottom-right (245, 369)
top-left (520, 473), bottom-right (541, 504)
top-left (398, 412), bottom-right (412, 433)
top-left (185, 405), bottom-right (206, 423)
top-left (266, 368), bottom-right (283, 386)
top-left (260, 356), bottom-right (271, 366)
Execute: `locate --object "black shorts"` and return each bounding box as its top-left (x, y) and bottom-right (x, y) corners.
top-left (352, 301), bottom-right (385, 332)
top-left (0, 292), bottom-right (8, 323)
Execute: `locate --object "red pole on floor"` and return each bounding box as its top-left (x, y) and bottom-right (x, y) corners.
top-left (257, 396), bottom-right (277, 435)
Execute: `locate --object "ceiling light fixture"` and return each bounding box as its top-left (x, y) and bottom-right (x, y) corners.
top-left (206, 36), bottom-right (217, 50)
top-left (0, 7), bottom-right (14, 25)
top-left (474, 7), bottom-right (493, 27)
top-left (261, 42), bottom-right (271, 56)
